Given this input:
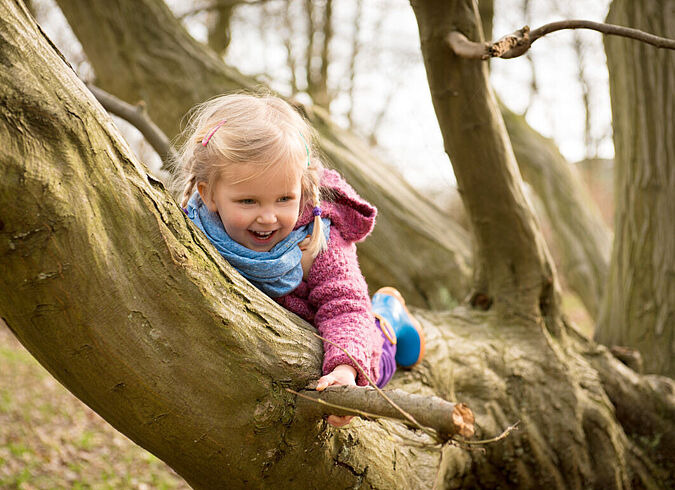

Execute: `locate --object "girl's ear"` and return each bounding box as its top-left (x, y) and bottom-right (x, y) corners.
top-left (197, 182), bottom-right (218, 212)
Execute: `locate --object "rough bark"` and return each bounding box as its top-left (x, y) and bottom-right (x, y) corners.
top-left (53, 0), bottom-right (472, 310)
top-left (596, 0), bottom-right (675, 377)
top-left (501, 104), bottom-right (611, 320)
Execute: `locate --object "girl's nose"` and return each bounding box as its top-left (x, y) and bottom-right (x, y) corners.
top-left (256, 210), bottom-right (277, 224)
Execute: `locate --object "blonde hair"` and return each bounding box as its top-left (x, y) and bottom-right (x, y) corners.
top-left (172, 92), bottom-right (327, 257)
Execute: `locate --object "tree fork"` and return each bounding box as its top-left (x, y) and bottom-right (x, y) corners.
top-left (411, 0), bottom-right (561, 326)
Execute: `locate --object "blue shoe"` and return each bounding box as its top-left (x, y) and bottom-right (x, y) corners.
top-left (372, 287), bottom-right (425, 368)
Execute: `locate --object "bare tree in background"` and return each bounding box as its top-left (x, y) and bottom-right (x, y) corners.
top-left (521, 0), bottom-right (539, 116)
top-left (206, 1), bottom-right (236, 55)
top-left (554, 0), bottom-right (602, 160)
top-left (596, 0), bottom-right (674, 377)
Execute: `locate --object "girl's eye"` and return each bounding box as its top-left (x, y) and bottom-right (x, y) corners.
top-left (239, 199), bottom-right (256, 205)
top-left (278, 196), bottom-right (293, 202)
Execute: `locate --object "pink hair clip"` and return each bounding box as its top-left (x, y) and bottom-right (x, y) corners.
top-left (201, 119), bottom-right (227, 146)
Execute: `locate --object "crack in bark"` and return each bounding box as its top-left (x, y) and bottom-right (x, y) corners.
top-left (333, 458), bottom-right (366, 483)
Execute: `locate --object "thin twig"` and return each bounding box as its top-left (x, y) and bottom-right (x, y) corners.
top-left (528, 20), bottom-right (675, 49)
top-left (447, 20), bottom-right (675, 60)
top-left (455, 421), bottom-right (520, 445)
top-left (178, 0), bottom-right (272, 20)
top-left (85, 83), bottom-right (177, 170)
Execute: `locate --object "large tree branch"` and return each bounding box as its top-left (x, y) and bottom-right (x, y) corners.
top-left (412, 0), bottom-right (561, 328)
top-left (463, 0), bottom-right (611, 319)
top-left (448, 20), bottom-right (675, 60)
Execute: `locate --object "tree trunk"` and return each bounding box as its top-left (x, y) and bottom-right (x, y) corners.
top-left (53, 0), bottom-right (472, 310)
top-left (478, 0), bottom-right (610, 320)
top-left (596, 0), bottom-right (675, 377)
top-left (411, 0), bottom-right (559, 327)
top-left (2, 1), bottom-right (674, 488)
top-left (207, 2), bottom-right (235, 57)
top-left (479, 0), bottom-right (610, 320)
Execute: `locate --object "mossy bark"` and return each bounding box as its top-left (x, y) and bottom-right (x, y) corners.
top-left (53, 0), bottom-right (472, 310)
top-left (1, 1), bottom-right (673, 488)
top-left (596, 0), bottom-right (675, 377)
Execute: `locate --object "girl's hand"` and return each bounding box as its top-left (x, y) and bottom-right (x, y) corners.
top-left (316, 364), bottom-right (357, 427)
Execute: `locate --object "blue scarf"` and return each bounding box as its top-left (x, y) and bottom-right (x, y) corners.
top-left (186, 192), bottom-right (330, 298)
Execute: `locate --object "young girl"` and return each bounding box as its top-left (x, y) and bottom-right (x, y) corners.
top-left (174, 93), bottom-right (424, 426)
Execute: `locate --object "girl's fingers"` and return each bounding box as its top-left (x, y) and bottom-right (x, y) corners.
top-left (326, 415), bottom-right (353, 427)
top-left (316, 375), bottom-right (335, 391)
top-left (317, 376), bottom-right (355, 426)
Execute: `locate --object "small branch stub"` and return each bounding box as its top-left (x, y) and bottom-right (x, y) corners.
top-left (489, 26), bottom-right (531, 59)
top-left (452, 403), bottom-right (475, 438)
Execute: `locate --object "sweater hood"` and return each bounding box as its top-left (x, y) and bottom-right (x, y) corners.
top-left (296, 169), bottom-right (376, 242)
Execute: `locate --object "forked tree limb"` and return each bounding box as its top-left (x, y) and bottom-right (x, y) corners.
top-left (86, 83), bottom-right (177, 169)
top-left (448, 20), bottom-right (675, 60)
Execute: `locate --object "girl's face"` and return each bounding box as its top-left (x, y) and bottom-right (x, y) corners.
top-left (198, 161), bottom-right (303, 252)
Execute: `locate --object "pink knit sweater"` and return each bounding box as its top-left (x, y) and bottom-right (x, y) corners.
top-left (276, 169), bottom-right (382, 386)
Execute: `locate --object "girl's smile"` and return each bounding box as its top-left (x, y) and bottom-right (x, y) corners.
top-left (198, 162), bottom-right (303, 252)
top-left (248, 229), bottom-right (278, 245)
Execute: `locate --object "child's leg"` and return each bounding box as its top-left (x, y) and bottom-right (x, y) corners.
top-left (375, 317), bottom-right (397, 388)
top-left (372, 287), bottom-right (425, 368)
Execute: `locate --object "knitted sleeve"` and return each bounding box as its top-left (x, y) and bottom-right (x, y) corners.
top-left (307, 228), bottom-right (380, 386)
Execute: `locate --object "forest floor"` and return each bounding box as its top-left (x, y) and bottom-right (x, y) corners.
top-left (0, 320), bottom-right (190, 489)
